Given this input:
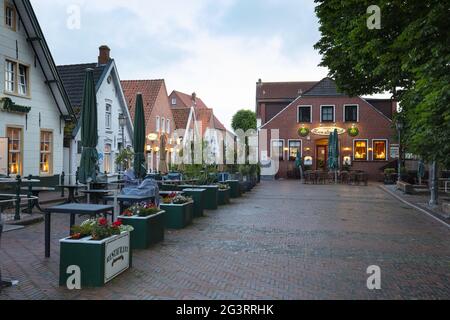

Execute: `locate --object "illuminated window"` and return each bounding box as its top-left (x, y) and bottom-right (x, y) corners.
top-left (288, 140), bottom-right (301, 161)
top-left (40, 131), bottom-right (52, 175)
top-left (354, 140), bottom-right (368, 161)
top-left (4, 3), bottom-right (16, 30)
top-left (373, 140), bottom-right (387, 161)
top-left (7, 127), bottom-right (22, 175)
top-left (104, 144), bottom-right (112, 173)
top-left (271, 140), bottom-right (284, 161)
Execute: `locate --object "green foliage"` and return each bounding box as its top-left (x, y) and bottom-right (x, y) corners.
top-left (314, 0), bottom-right (450, 167)
top-left (231, 110), bottom-right (257, 133)
top-left (115, 148), bottom-right (134, 169)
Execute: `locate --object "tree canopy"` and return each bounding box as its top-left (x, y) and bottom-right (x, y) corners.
top-left (231, 110), bottom-right (257, 133)
top-left (314, 0), bottom-right (450, 167)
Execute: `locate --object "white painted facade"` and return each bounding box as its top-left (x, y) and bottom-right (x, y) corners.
top-left (0, 0), bottom-right (72, 179)
top-left (69, 61), bottom-right (133, 178)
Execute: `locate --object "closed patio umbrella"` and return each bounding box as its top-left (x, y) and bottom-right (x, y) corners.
top-left (295, 150), bottom-right (303, 181)
top-left (327, 132), bottom-right (335, 171)
top-left (333, 129), bottom-right (340, 183)
top-left (133, 93), bottom-right (146, 179)
top-left (79, 69), bottom-right (98, 184)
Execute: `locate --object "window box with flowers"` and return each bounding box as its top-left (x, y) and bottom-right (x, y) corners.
top-left (119, 203), bottom-right (165, 249)
top-left (181, 188), bottom-right (207, 218)
top-left (217, 184), bottom-right (231, 205)
top-left (160, 193), bottom-right (194, 229)
top-left (59, 218), bottom-right (134, 288)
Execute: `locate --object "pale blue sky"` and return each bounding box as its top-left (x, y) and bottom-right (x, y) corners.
top-left (31, 0), bottom-right (329, 129)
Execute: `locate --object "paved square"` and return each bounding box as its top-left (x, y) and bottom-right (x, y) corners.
top-left (1, 181), bottom-right (449, 299)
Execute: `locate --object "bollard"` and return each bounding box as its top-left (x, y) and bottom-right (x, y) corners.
top-left (60, 171), bottom-right (65, 197)
top-left (27, 174), bottom-right (33, 214)
top-left (14, 175), bottom-right (21, 221)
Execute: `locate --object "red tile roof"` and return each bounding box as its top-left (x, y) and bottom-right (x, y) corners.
top-left (171, 107), bottom-right (192, 130)
top-left (121, 80), bottom-right (164, 122)
top-left (256, 81), bottom-right (318, 100)
top-left (171, 90), bottom-right (208, 109)
top-left (213, 115), bottom-right (227, 131)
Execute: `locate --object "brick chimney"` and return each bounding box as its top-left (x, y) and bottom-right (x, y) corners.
top-left (191, 92), bottom-right (197, 106)
top-left (98, 45), bottom-right (111, 65)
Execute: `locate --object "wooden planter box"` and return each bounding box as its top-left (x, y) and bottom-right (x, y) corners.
top-left (160, 201), bottom-right (194, 229)
top-left (226, 180), bottom-right (241, 198)
top-left (182, 188), bottom-right (206, 218)
top-left (118, 211), bottom-right (165, 250)
top-left (198, 185), bottom-right (219, 210)
top-left (59, 232), bottom-right (132, 288)
top-left (218, 188), bottom-right (231, 205)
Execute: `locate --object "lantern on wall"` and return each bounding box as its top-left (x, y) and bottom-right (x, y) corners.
top-left (298, 126), bottom-right (310, 137)
top-left (347, 125), bottom-right (359, 137)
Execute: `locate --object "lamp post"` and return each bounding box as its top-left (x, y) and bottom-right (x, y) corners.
top-left (396, 120), bottom-right (403, 183)
top-left (118, 113), bottom-right (127, 172)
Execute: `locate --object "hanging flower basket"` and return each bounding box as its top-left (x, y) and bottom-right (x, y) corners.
top-left (347, 126), bottom-right (359, 137)
top-left (298, 127), bottom-right (310, 137)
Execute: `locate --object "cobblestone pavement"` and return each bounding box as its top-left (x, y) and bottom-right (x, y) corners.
top-left (1, 181), bottom-right (449, 300)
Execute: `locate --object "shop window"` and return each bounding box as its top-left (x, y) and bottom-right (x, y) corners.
top-left (288, 140), bottom-right (301, 161)
top-left (40, 131), bottom-right (53, 175)
top-left (271, 140), bottom-right (284, 161)
top-left (7, 127), bottom-right (22, 175)
top-left (354, 140), bottom-right (368, 161)
top-left (373, 140), bottom-right (387, 161)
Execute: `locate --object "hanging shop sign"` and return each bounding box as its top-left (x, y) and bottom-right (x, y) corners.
top-left (390, 145), bottom-right (399, 159)
top-left (311, 127), bottom-right (346, 136)
top-left (347, 126), bottom-right (360, 137)
top-left (0, 138), bottom-right (8, 176)
top-left (0, 97), bottom-right (31, 114)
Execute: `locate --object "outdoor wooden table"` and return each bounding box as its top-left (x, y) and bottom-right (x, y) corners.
top-left (80, 189), bottom-right (113, 204)
top-left (58, 184), bottom-right (86, 204)
top-left (104, 194), bottom-right (156, 213)
top-left (43, 203), bottom-right (114, 258)
top-left (20, 187), bottom-right (55, 213)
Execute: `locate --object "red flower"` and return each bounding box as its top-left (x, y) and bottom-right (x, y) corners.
top-left (112, 220), bottom-right (122, 228)
top-left (98, 217), bottom-right (108, 226)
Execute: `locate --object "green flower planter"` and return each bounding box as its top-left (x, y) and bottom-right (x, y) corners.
top-left (118, 211), bottom-right (165, 250)
top-left (160, 201), bottom-right (194, 229)
top-left (218, 188), bottom-right (231, 205)
top-left (59, 232), bottom-right (132, 288)
top-left (226, 180), bottom-right (241, 198)
top-left (198, 185), bottom-right (219, 210)
top-left (182, 188), bottom-right (206, 218)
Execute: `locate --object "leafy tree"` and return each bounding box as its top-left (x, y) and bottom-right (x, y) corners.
top-left (314, 0), bottom-right (450, 203)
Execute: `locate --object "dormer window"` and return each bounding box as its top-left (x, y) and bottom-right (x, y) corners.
top-left (171, 98), bottom-right (177, 105)
top-left (4, 3), bottom-right (16, 31)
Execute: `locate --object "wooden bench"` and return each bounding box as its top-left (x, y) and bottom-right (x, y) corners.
top-left (397, 181), bottom-right (415, 195)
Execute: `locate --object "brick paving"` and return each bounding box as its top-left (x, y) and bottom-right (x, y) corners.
top-left (0, 181), bottom-right (449, 300)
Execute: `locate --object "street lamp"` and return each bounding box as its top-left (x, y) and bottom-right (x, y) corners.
top-left (396, 120), bottom-right (403, 183)
top-left (119, 113), bottom-right (127, 150)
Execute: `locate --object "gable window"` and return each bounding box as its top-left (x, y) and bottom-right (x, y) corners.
top-left (271, 140), bottom-right (284, 161)
top-left (321, 106), bottom-right (335, 122)
top-left (40, 131), bottom-right (53, 175)
top-left (105, 103), bottom-right (112, 129)
top-left (161, 117), bottom-right (165, 133)
top-left (373, 140), bottom-right (388, 161)
top-left (4, 3), bottom-right (16, 30)
top-left (354, 140), bottom-right (368, 161)
top-left (344, 105), bottom-right (359, 122)
top-left (7, 127), bottom-right (22, 175)
top-left (171, 98), bottom-right (177, 105)
top-left (288, 140), bottom-right (302, 161)
top-left (4, 60), bottom-right (29, 96)
top-left (167, 119), bottom-right (171, 134)
top-left (297, 106), bottom-right (312, 123)
top-left (156, 116), bottom-right (160, 132)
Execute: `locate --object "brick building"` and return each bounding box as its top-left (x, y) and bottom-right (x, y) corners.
top-left (257, 78), bottom-right (397, 180)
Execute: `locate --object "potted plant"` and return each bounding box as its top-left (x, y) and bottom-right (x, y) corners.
top-left (119, 203), bottom-right (165, 249)
top-left (217, 184), bottom-right (231, 205)
top-left (225, 179), bottom-right (241, 198)
top-left (181, 188), bottom-right (207, 218)
top-left (384, 168), bottom-right (397, 185)
top-left (160, 193), bottom-right (194, 229)
top-left (59, 218), bottom-right (134, 288)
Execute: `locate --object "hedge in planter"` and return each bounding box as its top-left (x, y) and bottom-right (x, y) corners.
top-left (217, 184), bottom-right (231, 205)
top-left (160, 194), bottom-right (194, 229)
top-left (119, 203), bottom-right (165, 249)
top-left (60, 218), bottom-right (133, 288)
top-left (198, 185), bottom-right (219, 210)
top-left (182, 188), bottom-right (206, 218)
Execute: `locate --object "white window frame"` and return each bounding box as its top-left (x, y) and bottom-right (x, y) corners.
top-left (167, 119), bottom-right (171, 134)
top-left (4, 60), bottom-right (15, 93)
top-left (270, 139), bottom-right (285, 161)
top-left (353, 139), bottom-right (369, 161)
top-left (343, 104), bottom-right (360, 123)
top-left (7, 126), bottom-right (22, 176)
top-left (161, 117), bottom-right (165, 133)
top-left (39, 130), bottom-right (53, 176)
top-left (297, 105), bottom-right (312, 123)
top-left (4, 59), bottom-right (30, 96)
top-left (288, 139), bottom-right (302, 162)
top-left (320, 105), bottom-right (336, 123)
top-left (156, 116), bottom-right (160, 132)
top-left (105, 103), bottom-right (112, 129)
top-left (171, 98), bottom-right (177, 105)
top-left (372, 139), bottom-right (389, 161)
